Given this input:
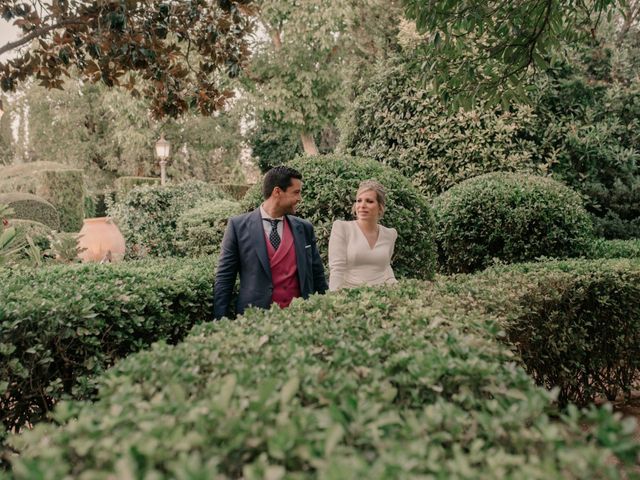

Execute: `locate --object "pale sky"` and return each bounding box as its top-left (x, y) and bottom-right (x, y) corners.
top-left (0, 20), bottom-right (20, 60)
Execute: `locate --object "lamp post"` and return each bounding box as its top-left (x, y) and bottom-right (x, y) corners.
top-left (155, 134), bottom-right (171, 186)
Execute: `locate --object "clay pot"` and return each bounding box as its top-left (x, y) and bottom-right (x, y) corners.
top-left (78, 217), bottom-right (126, 263)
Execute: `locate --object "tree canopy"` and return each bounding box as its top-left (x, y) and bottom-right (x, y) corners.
top-left (0, 0), bottom-right (255, 118)
top-left (402, 0), bottom-right (625, 107)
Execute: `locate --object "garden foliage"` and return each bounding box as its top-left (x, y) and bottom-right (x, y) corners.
top-left (107, 180), bottom-right (226, 258)
top-left (7, 279), bottom-right (639, 478)
top-left (0, 192), bottom-right (60, 230)
top-left (587, 238), bottom-right (640, 259)
top-left (462, 259), bottom-right (640, 406)
top-left (433, 173), bottom-right (594, 273)
top-left (339, 57), bottom-right (539, 196)
top-left (175, 200), bottom-right (244, 257)
top-left (114, 176), bottom-right (160, 202)
top-left (0, 163), bottom-right (87, 231)
top-left (244, 154), bottom-right (437, 280)
top-left (34, 169), bottom-right (85, 232)
top-left (0, 256), bottom-right (216, 441)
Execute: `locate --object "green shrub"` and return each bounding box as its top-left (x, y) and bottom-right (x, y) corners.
top-left (7, 219), bottom-right (53, 252)
top-left (456, 258), bottom-right (640, 406)
top-left (8, 282), bottom-right (638, 478)
top-left (433, 173), bottom-right (594, 273)
top-left (0, 192), bottom-right (60, 230)
top-left (0, 256), bottom-right (216, 438)
top-left (114, 176), bottom-right (160, 201)
top-left (213, 183), bottom-right (253, 200)
top-left (587, 238), bottom-right (640, 259)
top-left (35, 169), bottom-right (84, 232)
top-left (108, 180), bottom-right (226, 258)
top-left (175, 199), bottom-right (244, 257)
top-left (244, 154), bottom-right (437, 280)
top-left (339, 57), bottom-right (540, 196)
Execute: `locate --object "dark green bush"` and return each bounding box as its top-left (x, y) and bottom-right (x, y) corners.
top-left (0, 256), bottom-right (215, 438)
top-left (35, 169), bottom-right (85, 232)
top-left (108, 180), bottom-right (226, 258)
top-left (244, 154), bottom-right (437, 280)
top-left (529, 64), bottom-right (640, 239)
top-left (339, 57), bottom-right (540, 196)
top-left (457, 259), bottom-right (640, 406)
top-left (7, 281), bottom-right (638, 478)
top-left (587, 238), bottom-right (640, 259)
top-left (433, 172), bottom-right (594, 273)
top-left (175, 199), bottom-right (244, 257)
top-left (114, 176), bottom-right (160, 202)
top-left (0, 192), bottom-right (60, 230)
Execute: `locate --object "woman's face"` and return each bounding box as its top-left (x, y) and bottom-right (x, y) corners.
top-left (355, 189), bottom-right (382, 221)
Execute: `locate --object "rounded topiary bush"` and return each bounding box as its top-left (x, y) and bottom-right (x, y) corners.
top-left (244, 154), bottom-right (436, 280)
top-left (175, 199), bottom-right (244, 257)
top-left (433, 173), bottom-right (593, 273)
top-left (108, 180), bottom-right (226, 258)
top-left (0, 192), bottom-right (60, 230)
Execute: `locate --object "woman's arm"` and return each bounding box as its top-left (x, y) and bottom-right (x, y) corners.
top-left (328, 221), bottom-right (347, 291)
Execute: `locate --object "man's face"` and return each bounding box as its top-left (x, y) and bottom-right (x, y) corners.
top-left (276, 178), bottom-right (302, 215)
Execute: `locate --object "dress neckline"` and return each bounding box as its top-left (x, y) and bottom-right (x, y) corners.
top-left (354, 220), bottom-right (380, 250)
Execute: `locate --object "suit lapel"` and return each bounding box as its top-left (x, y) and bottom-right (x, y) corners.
top-left (288, 216), bottom-right (307, 283)
top-left (250, 208), bottom-right (271, 278)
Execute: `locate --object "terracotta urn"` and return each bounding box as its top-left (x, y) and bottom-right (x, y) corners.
top-left (78, 217), bottom-right (126, 263)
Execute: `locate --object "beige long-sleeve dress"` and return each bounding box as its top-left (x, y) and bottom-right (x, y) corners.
top-left (328, 220), bottom-right (398, 291)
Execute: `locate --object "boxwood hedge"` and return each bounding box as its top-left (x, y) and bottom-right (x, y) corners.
top-left (0, 256), bottom-right (215, 441)
top-left (7, 281), bottom-right (639, 478)
top-left (0, 192), bottom-right (60, 231)
top-left (433, 172), bottom-right (594, 273)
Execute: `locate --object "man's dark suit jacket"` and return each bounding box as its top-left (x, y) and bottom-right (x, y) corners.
top-left (213, 208), bottom-right (328, 319)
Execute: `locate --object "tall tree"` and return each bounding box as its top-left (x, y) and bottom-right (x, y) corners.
top-left (9, 78), bottom-right (246, 190)
top-left (0, 0), bottom-right (255, 118)
top-left (243, 0), bottom-right (402, 155)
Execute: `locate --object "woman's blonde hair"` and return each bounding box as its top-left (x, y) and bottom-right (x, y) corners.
top-left (352, 179), bottom-right (386, 218)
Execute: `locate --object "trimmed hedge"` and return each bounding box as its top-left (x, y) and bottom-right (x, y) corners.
top-left (114, 176), bottom-right (160, 202)
top-left (0, 192), bottom-right (60, 230)
top-left (433, 172), bottom-right (594, 273)
top-left (244, 154), bottom-right (437, 280)
top-left (0, 162), bottom-right (72, 181)
top-left (35, 169), bottom-right (84, 232)
top-left (175, 199), bottom-right (244, 257)
top-left (587, 238), bottom-right (640, 260)
top-left (452, 258), bottom-right (640, 406)
top-left (0, 256), bottom-right (216, 439)
top-left (7, 280), bottom-right (639, 478)
top-left (108, 180), bottom-right (226, 258)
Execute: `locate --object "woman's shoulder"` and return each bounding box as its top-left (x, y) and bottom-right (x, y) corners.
top-left (380, 224), bottom-right (398, 239)
top-left (332, 219), bottom-right (354, 229)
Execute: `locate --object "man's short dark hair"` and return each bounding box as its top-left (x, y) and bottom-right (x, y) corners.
top-left (262, 166), bottom-right (303, 199)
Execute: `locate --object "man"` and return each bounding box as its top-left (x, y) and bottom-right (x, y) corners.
top-left (213, 166), bottom-right (328, 319)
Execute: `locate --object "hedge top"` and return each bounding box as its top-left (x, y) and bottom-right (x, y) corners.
top-left (9, 265), bottom-right (640, 478)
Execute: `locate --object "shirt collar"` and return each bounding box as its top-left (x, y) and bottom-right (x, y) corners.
top-left (260, 205), bottom-right (284, 221)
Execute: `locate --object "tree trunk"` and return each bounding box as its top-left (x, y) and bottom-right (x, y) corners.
top-left (300, 132), bottom-right (319, 155)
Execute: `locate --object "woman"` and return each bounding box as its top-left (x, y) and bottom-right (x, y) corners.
top-left (328, 180), bottom-right (397, 290)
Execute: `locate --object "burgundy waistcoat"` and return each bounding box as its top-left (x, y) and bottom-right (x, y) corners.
top-left (265, 218), bottom-right (301, 308)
